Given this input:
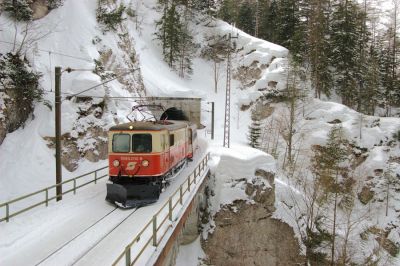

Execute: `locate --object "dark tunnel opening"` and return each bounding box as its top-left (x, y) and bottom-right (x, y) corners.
top-left (160, 107), bottom-right (188, 121)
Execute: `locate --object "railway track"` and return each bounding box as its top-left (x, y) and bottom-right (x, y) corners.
top-left (35, 207), bottom-right (139, 266)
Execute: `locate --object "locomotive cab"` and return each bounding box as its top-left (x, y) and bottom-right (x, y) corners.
top-left (108, 130), bottom-right (169, 182)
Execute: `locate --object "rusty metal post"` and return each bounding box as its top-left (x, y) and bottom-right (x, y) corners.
top-left (179, 185), bottom-right (183, 205)
top-left (168, 197), bottom-right (173, 221)
top-left (55, 66), bottom-right (62, 201)
top-left (45, 189), bottom-right (49, 206)
top-left (152, 215), bottom-right (157, 246)
top-left (5, 203), bottom-right (9, 222)
top-left (211, 101), bottom-right (215, 140)
top-left (125, 246), bottom-right (131, 266)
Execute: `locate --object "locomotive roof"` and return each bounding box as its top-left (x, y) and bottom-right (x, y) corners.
top-left (109, 120), bottom-right (190, 131)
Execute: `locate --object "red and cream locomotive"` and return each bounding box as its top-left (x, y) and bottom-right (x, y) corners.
top-left (106, 118), bottom-right (197, 208)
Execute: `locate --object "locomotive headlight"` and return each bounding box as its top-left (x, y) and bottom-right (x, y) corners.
top-left (141, 160), bottom-right (149, 167)
top-left (113, 160), bottom-right (120, 167)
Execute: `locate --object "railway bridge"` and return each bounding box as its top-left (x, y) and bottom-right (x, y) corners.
top-left (0, 150), bottom-right (211, 266)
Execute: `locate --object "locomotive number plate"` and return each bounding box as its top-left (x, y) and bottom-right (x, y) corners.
top-left (120, 156), bottom-right (143, 161)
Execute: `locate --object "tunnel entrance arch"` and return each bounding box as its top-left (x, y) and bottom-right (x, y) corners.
top-left (160, 107), bottom-right (188, 121)
top-left (145, 97), bottom-right (202, 127)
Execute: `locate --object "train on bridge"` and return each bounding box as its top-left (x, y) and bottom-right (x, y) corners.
top-left (106, 118), bottom-right (198, 208)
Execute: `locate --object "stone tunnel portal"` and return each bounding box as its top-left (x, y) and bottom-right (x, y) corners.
top-left (160, 107), bottom-right (188, 121)
top-left (145, 97), bottom-right (202, 128)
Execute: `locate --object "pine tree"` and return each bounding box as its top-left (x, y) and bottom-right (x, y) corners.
top-left (308, 0), bottom-right (332, 98)
top-left (155, 0), bottom-right (194, 77)
top-left (378, 31), bottom-right (398, 116)
top-left (237, 2), bottom-right (255, 35)
top-left (312, 125), bottom-right (351, 265)
top-left (2, 0), bottom-right (33, 21)
top-left (218, 0), bottom-right (238, 24)
top-left (363, 44), bottom-right (381, 115)
top-left (276, 0), bottom-right (302, 53)
top-left (259, 0), bottom-right (279, 43)
top-left (155, 2), bottom-right (182, 68)
top-left (178, 4), bottom-right (195, 78)
top-left (330, 0), bottom-right (364, 108)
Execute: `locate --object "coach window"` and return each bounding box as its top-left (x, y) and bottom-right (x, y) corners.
top-left (170, 134), bottom-right (175, 146)
top-left (133, 134), bottom-right (152, 153)
top-left (112, 134), bottom-right (130, 153)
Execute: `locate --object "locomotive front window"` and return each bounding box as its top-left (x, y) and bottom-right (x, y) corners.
top-left (112, 134), bottom-right (130, 153)
top-left (132, 134), bottom-right (152, 153)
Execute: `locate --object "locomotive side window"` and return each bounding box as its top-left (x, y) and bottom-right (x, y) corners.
top-left (161, 134), bottom-right (167, 150)
top-left (169, 134), bottom-right (175, 146)
top-left (132, 134), bottom-right (152, 153)
top-left (112, 134), bottom-right (130, 153)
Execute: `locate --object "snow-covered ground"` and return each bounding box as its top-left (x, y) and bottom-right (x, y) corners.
top-left (0, 0), bottom-right (287, 201)
top-left (0, 0), bottom-right (287, 265)
top-left (0, 138), bottom-right (209, 266)
top-left (263, 98), bottom-right (400, 265)
top-left (2, 0), bottom-right (399, 265)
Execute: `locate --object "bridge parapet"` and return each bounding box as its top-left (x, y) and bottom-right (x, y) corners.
top-left (112, 153), bottom-right (210, 266)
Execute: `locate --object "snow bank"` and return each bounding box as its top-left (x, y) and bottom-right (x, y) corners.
top-left (209, 144), bottom-right (275, 213)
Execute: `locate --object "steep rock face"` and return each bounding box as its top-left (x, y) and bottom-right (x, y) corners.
top-left (203, 201), bottom-right (302, 266)
top-left (44, 126), bottom-right (108, 172)
top-left (202, 170), bottom-right (303, 266)
top-left (0, 92), bottom-right (32, 145)
top-left (31, 0), bottom-right (49, 20)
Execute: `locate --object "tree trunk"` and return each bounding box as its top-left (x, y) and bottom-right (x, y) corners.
top-left (331, 171), bottom-right (339, 266)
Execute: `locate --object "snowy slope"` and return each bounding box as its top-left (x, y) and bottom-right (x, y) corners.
top-left (7, 1), bottom-right (398, 265)
top-left (0, 0), bottom-right (288, 264)
top-left (262, 98), bottom-right (400, 265)
top-left (0, 0), bottom-right (288, 202)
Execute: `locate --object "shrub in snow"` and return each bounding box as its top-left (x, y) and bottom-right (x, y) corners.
top-left (46, 0), bottom-right (63, 10)
top-left (2, 0), bottom-right (33, 21)
top-left (0, 53), bottom-right (43, 131)
top-left (96, 2), bottom-right (126, 31)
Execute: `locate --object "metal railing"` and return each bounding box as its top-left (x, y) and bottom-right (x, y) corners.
top-left (0, 166), bottom-right (108, 223)
top-left (112, 153), bottom-right (210, 266)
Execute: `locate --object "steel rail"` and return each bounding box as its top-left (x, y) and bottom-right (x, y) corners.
top-left (71, 208), bottom-right (140, 265)
top-left (34, 207), bottom-right (119, 266)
